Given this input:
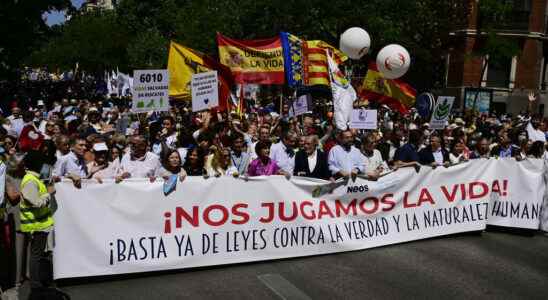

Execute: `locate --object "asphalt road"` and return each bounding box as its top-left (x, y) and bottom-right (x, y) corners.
top-left (21, 231), bottom-right (548, 299)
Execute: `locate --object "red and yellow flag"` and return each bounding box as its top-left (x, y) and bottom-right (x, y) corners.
top-left (303, 40), bottom-right (347, 86)
top-left (167, 41), bottom-right (234, 111)
top-left (217, 33), bottom-right (285, 84)
top-left (359, 63), bottom-right (416, 114)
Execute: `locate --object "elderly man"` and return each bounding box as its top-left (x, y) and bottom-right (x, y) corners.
top-left (328, 130), bottom-right (365, 179)
top-left (270, 130), bottom-right (298, 175)
top-left (117, 135), bottom-right (160, 182)
top-left (293, 135), bottom-right (331, 180)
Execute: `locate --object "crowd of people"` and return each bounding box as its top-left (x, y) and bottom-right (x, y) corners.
top-left (0, 94), bottom-right (547, 298)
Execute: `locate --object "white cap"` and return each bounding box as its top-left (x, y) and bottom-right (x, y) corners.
top-left (93, 142), bottom-right (108, 152)
top-left (37, 100), bottom-right (44, 106)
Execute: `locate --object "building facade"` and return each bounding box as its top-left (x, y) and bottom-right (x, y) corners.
top-left (82, 0), bottom-right (116, 12)
top-left (446, 0), bottom-right (548, 116)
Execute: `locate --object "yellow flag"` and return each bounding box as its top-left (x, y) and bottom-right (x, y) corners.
top-left (167, 41), bottom-right (210, 99)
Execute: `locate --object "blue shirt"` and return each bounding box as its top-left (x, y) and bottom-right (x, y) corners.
top-left (394, 143), bottom-right (419, 163)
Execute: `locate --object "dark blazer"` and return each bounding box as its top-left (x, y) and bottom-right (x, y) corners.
top-left (418, 146), bottom-right (450, 165)
top-left (293, 149), bottom-right (331, 180)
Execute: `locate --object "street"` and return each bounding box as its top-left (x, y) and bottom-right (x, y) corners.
top-left (21, 231), bottom-right (548, 300)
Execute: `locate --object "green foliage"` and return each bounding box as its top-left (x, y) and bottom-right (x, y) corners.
top-left (25, 0), bottom-right (506, 92)
top-left (0, 0), bottom-right (72, 78)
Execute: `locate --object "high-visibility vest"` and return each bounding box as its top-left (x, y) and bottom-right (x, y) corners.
top-left (19, 172), bottom-right (54, 233)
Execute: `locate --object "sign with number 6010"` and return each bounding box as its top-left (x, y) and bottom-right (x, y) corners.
top-left (139, 73), bottom-right (163, 83)
top-left (132, 69), bottom-right (170, 113)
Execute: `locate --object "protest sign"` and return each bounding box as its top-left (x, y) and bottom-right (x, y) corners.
top-left (430, 96), bottom-right (454, 129)
top-left (191, 71), bottom-right (219, 112)
top-left (350, 109), bottom-right (377, 129)
top-left (132, 70), bottom-right (170, 112)
top-left (290, 94), bottom-right (310, 117)
top-left (52, 159), bottom-right (546, 279)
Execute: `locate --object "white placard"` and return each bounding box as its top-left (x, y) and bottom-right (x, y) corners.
top-left (291, 94), bottom-right (309, 117)
top-left (350, 109), bottom-right (377, 129)
top-left (191, 71), bottom-right (219, 112)
top-left (430, 96), bottom-right (455, 130)
top-left (132, 69), bottom-right (170, 112)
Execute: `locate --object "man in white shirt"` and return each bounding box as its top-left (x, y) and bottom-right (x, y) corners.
top-left (117, 135), bottom-right (160, 182)
top-left (526, 117), bottom-right (546, 142)
top-left (328, 130), bottom-right (366, 179)
top-left (57, 138), bottom-right (88, 188)
top-left (7, 107), bottom-right (24, 137)
top-left (270, 130), bottom-right (297, 174)
top-left (361, 135), bottom-right (389, 180)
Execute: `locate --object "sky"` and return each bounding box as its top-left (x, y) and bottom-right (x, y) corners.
top-left (45, 0), bottom-right (85, 26)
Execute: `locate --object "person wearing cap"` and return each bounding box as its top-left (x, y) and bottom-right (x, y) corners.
top-left (88, 143), bottom-right (118, 182)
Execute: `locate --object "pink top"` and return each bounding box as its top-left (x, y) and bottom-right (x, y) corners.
top-left (247, 158), bottom-right (280, 176)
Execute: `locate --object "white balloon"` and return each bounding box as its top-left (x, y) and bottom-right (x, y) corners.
top-left (376, 44), bottom-right (411, 79)
top-left (339, 27), bottom-right (371, 60)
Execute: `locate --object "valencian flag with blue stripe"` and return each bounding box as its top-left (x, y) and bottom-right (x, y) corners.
top-left (280, 32), bottom-right (305, 87)
top-left (281, 32), bottom-right (347, 87)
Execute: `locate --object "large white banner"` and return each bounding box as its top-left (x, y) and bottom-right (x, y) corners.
top-left (53, 159), bottom-right (545, 279)
top-left (486, 159), bottom-right (545, 229)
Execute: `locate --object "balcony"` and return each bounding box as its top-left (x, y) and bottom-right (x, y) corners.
top-left (480, 11), bottom-right (531, 33)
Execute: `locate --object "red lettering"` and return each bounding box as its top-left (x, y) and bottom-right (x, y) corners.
top-left (203, 205), bottom-right (229, 226)
top-left (318, 201), bottom-right (335, 219)
top-left (335, 199), bottom-right (357, 217)
top-left (381, 194), bottom-right (396, 212)
top-left (403, 191), bottom-right (416, 208)
top-left (441, 184), bottom-right (459, 202)
top-left (278, 202), bottom-right (298, 221)
top-left (491, 180), bottom-right (501, 195)
top-left (231, 203), bottom-right (249, 225)
top-left (175, 206), bottom-right (199, 228)
top-left (460, 183), bottom-right (467, 200)
top-left (417, 188), bottom-right (435, 206)
top-left (260, 202), bottom-right (275, 223)
top-left (469, 182), bottom-right (489, 199)
top-left (359, 197), bottom-right (379, 214)
top-left (300, 201), bottom-right (316, 220)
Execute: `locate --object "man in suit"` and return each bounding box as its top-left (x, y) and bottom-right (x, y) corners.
top-left (293, 135), bottom-right (331, 180)
top-left (418, 135), bottom-right (450, 167)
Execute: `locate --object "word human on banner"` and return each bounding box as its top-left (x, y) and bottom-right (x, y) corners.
top-left (52, 159), bottom-right (545, 280)
top-left (132, 69), bottom-right (170, 113)
top-left (191, 71), bottom-right (219, 112)
top-left (350, 109), bottom-right (377, 129)
top-left (430, 96), bottom-right (454, 129)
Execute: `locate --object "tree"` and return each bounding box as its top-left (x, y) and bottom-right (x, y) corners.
top-left (0, 0), bottom-right (72, 79)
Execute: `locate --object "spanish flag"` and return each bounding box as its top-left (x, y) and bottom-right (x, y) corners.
top-left (359, 63), bottom-right (416, 114)
top-left (217, 33), bottom-right (285, 84)
top-left (303, 41), bottom-right (347, 86)
top-left (168, 41), bottom-right (234, 110)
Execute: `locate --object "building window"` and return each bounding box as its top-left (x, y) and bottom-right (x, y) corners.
top-left (484, 0), bottom-right (531, 32)
top-left (486, 57), bottom-right (512, 88)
